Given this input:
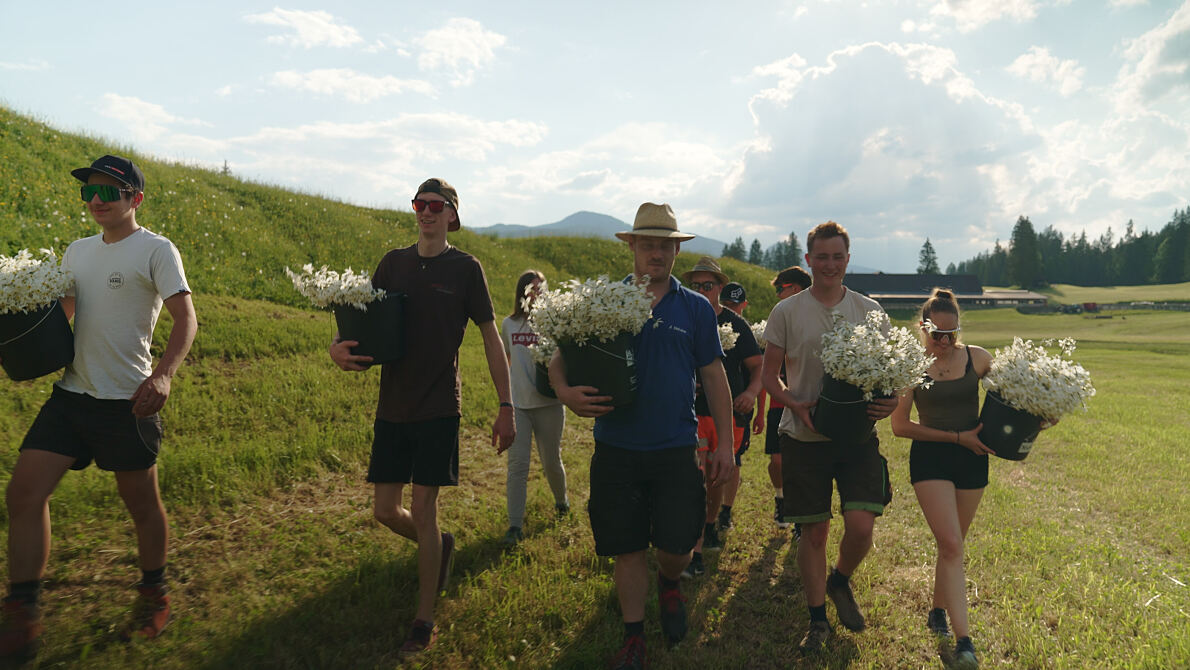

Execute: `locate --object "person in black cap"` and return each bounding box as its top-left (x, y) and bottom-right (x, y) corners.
top-left (1, 155), bottom-right (197, 658)
top-left (329, 178), bottom-right (515, 659)
top-left (716, 281), bottom-right (756, 533)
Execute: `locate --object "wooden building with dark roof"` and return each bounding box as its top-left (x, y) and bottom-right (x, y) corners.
top-left (842, 273), bottom-right (1047, 309)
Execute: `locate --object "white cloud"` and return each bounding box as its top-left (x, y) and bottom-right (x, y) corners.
top-left (243, 8), bottom-right (362, 48)
top-left (1007, 46), bottom-right (1085, 96)
top-left (215, 85), bottom-right (233, 97)
top-left (270, 69), bottom-right (436, 103)
top-left (1109, 0), bottom-right (1148, 6)
top-left (927, 0), bottom-right (1040, 33)
top-left (1116, 1), bottom-right (1190, 110)
top-left (0, 59), bottom-right (49, 71)
top-left (414, 18), bottom-right (507, 86)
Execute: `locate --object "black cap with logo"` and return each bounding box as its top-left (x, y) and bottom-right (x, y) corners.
top-left (71, 154), bottom-right (145, 192)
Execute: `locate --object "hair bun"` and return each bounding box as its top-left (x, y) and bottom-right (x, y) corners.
top-left (932, 288), bottom-right (954, 300)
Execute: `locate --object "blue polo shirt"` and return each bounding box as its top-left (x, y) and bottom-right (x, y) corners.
top-left (594, 275), bottom-right (723, 451)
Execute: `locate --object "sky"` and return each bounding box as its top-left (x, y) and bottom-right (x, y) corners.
top-left (2, 0), bottom-right (1189, 272)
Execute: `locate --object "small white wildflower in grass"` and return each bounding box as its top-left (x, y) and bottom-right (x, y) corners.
top-left (718, 323), bottom-right (739, 351)
top-left (284, 264), bottom-right (386, 310)
top-left (0, 249), bottom-right (72, 315)
top-left (527, 275), bottom-right (653, 346)
top-left (751, 320), bottom-right (767, 350)
top-left (819, 311), bottom-right (935, 399)
top-left (982, 337), bottom-right (1095, 421)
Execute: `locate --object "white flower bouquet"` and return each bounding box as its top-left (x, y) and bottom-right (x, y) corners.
top-left (284, 264), bottom-right (386, 310)
top-left (819, 310), bottom-right (935, 400)
top-left (751, 320), bottom-right (767, 350)
top-left (718, 323), bottom-right (739, 352)
top-left (982, 337), bottom-right (1094, 422)
top-left (527, 335), bottom-right (557, 367)
top-left (527, 275), bottom-right (654, 406)
top-left (0, 249), bottom-right (73, 315)
top-left (0, 249), bottom-right (76, 381)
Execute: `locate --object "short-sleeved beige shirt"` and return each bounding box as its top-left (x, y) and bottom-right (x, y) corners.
top-left (764, 288), bottom-right (885, 442)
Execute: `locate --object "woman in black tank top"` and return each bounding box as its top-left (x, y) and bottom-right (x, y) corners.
top-left (890, 289), bottom-right (993, 669)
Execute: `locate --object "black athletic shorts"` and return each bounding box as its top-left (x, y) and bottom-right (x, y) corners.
top-left (735, 410), bottom-right (752, 465)
top-left (780, 434), bottom-right (892, 524)
top-left (20, 386), bottom-right (163, 471)
top-left (764, 406), bottom-right (784, 455)
top-left (910, 440), bottom-right (989, 490)
top-left (368, 416), bottom-right (460, 487)
top-left (587, 442), bottom-right (705, 557)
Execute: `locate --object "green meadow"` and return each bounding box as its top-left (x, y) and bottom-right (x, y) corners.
top-left (2, 107), bottom-right (1189, 668)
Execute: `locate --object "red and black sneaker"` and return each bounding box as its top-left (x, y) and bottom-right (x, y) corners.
top-left (120, 583), bottom-right (171, 641)
top-left (609, 633), bottom-right (646, 670)
top-left (398, 618), bottom-right (437, 659)
top-left (0, 598), bottom-right (44, 659)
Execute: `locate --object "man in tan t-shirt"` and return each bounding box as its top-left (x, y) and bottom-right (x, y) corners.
top-left (761, 221), bottom-right (897, 654)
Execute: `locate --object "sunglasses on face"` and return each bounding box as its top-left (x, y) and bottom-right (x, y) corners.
top-left (689, 281), bottom-right (719, 292)
top-left (411, 198), bottom-right (452, 214)
top-left (80, 184), bottom-right (132, 202)
top-left (928, 327), bottom-right (960, 342)
top-left (774, 283), bottom-right (792, 295)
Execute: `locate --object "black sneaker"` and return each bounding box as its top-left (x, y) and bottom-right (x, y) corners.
top-left (774, 497), bottom-right (790, 528)
top-left (702, 524), bottom-right (723, 553)
top-left (792, 523), bottom-right (802, 543)
top-left (555, 502), bottom-right (571, 518)
top-left (498, 526), bottom-right (523, 547)
top-left (798, 620), bottom-right (831, 654)
top-left (680, 553), bottom-right (705, 579)
top-left (609, 633), bottom-right (646, 670)
top-left (657, 578), bottom-right (688, 646)
top-left (825, 570), bottom-right (866, 632)
top-left (717, 506), bottom-right (733, 531)
top-left (927, 607), bottom-right (950, 636)
top-left (953, 636), bottom-right (978, 669)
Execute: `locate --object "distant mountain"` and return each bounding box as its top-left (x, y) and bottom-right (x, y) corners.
top-left (472, 211), bottom-right (729, 257)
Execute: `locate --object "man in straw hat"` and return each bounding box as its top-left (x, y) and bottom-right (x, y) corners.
top-left (677, 259), bottom-right (762, 578)
top-left (330, 178), bottom-right (516, 659)
top-left (761, 221), bottom-right (896, 654)
top-left (549, 203), bottom-right (735, 669)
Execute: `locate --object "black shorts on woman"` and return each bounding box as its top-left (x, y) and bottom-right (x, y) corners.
top-left (909, 346), bottom-right (987, 490)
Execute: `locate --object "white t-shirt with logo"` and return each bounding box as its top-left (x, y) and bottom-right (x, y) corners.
top-left (57, 228), bottom-right (190, 399)
top-left (764, 287), bottom-right (885, 442)
top-left (501, 315), bottom-right (561, 411)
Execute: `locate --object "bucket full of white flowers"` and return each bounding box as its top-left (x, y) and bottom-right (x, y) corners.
top-left (527, 335), bottom-right (558, 398)
top-left (527, 275), bottom-right (653, 407)
top-left (285, 264), bottom-right (405, 366)
top-left (0, 249), bottom-right (75, 381)
top-left (979, 337), bottom-right (1094, 460)
top-left (751, 320), bottom-right (767, 350)
top-left (815, 311), bottom-right (935, 444)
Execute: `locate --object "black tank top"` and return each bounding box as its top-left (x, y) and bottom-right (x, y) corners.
top-left (912, 347), bottom-right (979, 432)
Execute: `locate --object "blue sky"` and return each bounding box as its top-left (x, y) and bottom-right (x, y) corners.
top-left (3, 0), bottom-right (1188, 272)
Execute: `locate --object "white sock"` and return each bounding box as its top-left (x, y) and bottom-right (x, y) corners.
top-left (775, 488), bottom-right (783, 499)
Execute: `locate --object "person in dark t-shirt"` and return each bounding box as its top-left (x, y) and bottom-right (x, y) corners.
top-left (329, 178), bottom-right (515, 659)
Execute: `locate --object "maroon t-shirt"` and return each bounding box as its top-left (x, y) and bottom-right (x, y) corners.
top-left (371, 244), bottom-right (495, 423)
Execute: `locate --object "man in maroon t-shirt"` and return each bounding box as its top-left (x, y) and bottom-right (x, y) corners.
top-left (329, 178), bottom-right (515, 659)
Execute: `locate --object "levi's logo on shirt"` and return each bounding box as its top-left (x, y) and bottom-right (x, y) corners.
top-left (510, 332), bottom-right (538, 347)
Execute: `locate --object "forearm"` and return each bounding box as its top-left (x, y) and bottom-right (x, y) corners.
top-left (481, 329), bottom-right (513, 405)
top-left (153, 310), bottom-right (196, 379)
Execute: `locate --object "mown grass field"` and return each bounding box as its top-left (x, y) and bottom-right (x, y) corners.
top-left (2, 106), bottom-right (1189, 668)
top-left (986, 283), bottom-right (1190, 305)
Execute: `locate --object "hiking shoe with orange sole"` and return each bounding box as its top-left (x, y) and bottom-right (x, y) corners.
top-left (0, 598), bottom-right (44, 659)
top-left (120, 583), bottom-right (171, 641)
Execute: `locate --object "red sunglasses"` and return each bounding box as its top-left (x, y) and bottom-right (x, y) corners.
top-left (411, 198), bottom-right (452, 214)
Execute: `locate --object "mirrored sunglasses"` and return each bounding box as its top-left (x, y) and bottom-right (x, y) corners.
top-left (928, 327), bottom-right (961, 342)
top-left (80, 184), bottom-right (132, 202)
top-left (411, 198), bottom-right (452, 213)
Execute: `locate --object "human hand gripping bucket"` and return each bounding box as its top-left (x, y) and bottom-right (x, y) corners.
top-left (332, 292), bottom-right (406, 366)
top-left (557, 331), bottom-right (638, 407)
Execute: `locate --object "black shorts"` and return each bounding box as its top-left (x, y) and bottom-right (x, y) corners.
top-left (20, 386), bottom-right (163, 472)
top-left (368, 416), bottom-right (460, 487)
top-left (587, 442), bottom-right (705, 557)
top-left (780, 434), bottom-right (892, 524)
top-left (764, 407), bottom-right (784, 455)
top-left (910, 440), bottom-right (989, 490)
top-left (735, 410), bottom-right (752, 465)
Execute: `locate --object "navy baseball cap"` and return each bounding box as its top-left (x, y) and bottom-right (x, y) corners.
top-left (71, 155), bottom-right (145, 192)
top-left (722, 282), bottom-right (747, 303)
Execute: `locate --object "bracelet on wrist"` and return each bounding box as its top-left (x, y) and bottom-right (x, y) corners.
top-left (499, 402), bottom-right (513, 409)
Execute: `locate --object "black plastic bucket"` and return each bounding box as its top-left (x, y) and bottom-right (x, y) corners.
top-left (978, 390), bottom-right (1042, 461)
top-left (534, 362), bottom-right (556, 398)
top-left (558, 331), bottom-right (637, 407)
top-left (811, 375), bottom-right (877, 444)
top-left (333, 293), bottom-right (405, 366)
top-left (0, 301), bottom-right (75, 382)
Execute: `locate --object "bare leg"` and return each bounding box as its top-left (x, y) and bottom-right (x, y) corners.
top-left (614, 551), bottom-right (649, 622)
top-left (914, 480), bottom-right (982, 638)
top-left (114, 466), bottom-right (169, 571)
top-left (6, 450), bottom-right (74, 582)
top-left (836, 509), bottom-right (875, 577)
top-left (768, 453), bottom-right (783, 489)
top-left (373, 483), bottom-right (442, 622)
top-left (799, 520), bottom-right (831, 606)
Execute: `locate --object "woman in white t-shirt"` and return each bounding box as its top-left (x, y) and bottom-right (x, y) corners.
top-left (498, 270), bottom-right (568, 545)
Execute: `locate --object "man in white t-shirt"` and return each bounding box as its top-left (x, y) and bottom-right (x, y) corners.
top-left (761, 221), bottom-right (896, 654)
top-left (1, 155), bottom-right (196, 659)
